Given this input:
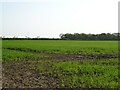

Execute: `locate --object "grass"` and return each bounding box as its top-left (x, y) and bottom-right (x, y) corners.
top-left (30, 59), bottom-right (119, 88)
top-left (2, 40), bottom-right (118, 55)
top-left (2, 49), bottom-right (49, 62)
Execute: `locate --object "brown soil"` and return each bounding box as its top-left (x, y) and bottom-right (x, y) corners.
top-left (2, 59), bottom-right (60, 88)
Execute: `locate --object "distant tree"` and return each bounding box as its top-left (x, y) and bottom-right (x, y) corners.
top-left (60, 33), bottom-right (119, 40)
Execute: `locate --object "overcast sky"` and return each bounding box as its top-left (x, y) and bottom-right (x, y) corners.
top-left (0, 0), bottom-right (119, 38)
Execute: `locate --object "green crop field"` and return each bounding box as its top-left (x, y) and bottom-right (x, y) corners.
top-left (2, 40), bottom-right (119, 88)
top-left (2, 40), bottom-right (118, 55)
top-left (29, 59), bottom-right (119, 88)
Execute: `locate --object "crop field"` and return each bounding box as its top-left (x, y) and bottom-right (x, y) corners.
top-left (2, 40), bottom-right (119, 88)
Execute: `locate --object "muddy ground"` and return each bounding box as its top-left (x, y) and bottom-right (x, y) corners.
top-left (2, 52), bottom-right (118, 88)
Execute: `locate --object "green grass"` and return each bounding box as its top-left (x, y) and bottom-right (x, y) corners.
top-left (79, 59), bottom-right (119, 65)
top-left (2, 49), bottom-right (49, 62)
top-left (2, 40), bottom-right (118, 55)
top-left (30, 59), bottom-right (119, 88)
top-left (2, 40), bottom-right (119, 88)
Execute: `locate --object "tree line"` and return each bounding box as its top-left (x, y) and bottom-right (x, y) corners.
top-left (2, 37), bottom-right (61, 40)
top-left (1, 33), bottom-right (120, 40)
top-left (60, 33), bottom-right (119, 40)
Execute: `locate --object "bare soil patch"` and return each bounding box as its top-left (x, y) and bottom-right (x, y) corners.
top-left (2, 59), bottom-right (60, 88)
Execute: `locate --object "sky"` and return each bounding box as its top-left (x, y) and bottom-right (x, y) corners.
top-left (0, 0), bottom-right (119, 38)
